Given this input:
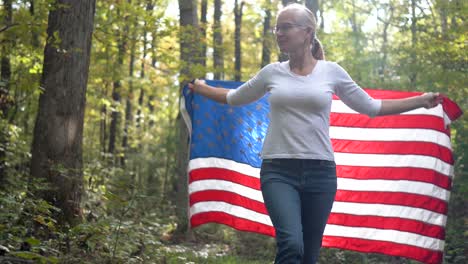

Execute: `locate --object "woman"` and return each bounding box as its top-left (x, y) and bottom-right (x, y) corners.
top-left (188, 3), bottom-right (442, 264)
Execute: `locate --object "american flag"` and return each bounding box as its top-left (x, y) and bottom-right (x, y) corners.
top-left (181, 80), bottom-right (462, 264)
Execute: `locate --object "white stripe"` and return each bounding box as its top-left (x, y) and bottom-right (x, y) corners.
top-left (189, 155), bottom-right (453, 180)
top-left (190, 177), bottom-right (450, 202)
top-left (190, 201), bottom-right (444, 251)
top-left (190, 201), bottom-right (272, 226)
top-left (331, 201), bottom-right (447, 227)
top-left (189, 157), bottom-right (260, 178)
top-left (330, 126), bottom-right (452, 150)
top-left (332, 100), bottom-right (444, 117)
top-left (189, 180), bottom-right (264, 202)
top-left (324, 224), bottom-right (444, 251)
top-left (189, 179), bottom-right (447, 226)
top-left (335, 153), bottom-right (453, 177)
top-left (338, 178), bottom-right (450, 202)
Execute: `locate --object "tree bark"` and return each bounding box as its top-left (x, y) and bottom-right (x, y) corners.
top-left (200, 0), bottom-right (208, 68)
top-left (409, 0), bottom-right (418, 88)
top-left (108, 1), bottom-right (131, 156)
top-left (30, 0), bottom-right (96, 225)
top-left (0, 0), bottom-right (13, 185)
top-left (261, 2), bottom-right (272, 68)
top-left (177, 0), bottom-right (200, 239)
top-left (234, 0), bottom-right (244, 81)
top-left (213, 0), bottom-right (224, 80)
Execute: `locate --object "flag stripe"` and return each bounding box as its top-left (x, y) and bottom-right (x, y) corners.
top-left (337, 166), bottom-right (452, 190)
top-left (190, 174), bottom-right (448, 214)
top-left (330, 126), bottom-right (451, 150)
top-left (335, 153), bottom-right (453, 176)
top-left (328, 213), bottom-right (445, 239)
top-left (322, 236), bottom-right (442, 264)
top-left (324, 224), bottom-right (444, 251)
top-left (191, 211), bottom-right (275, 236)
top-left (190, 201), bottom-right (444, 251)
top-left (330, 113), bottom-right (449, 134)
top-left (189, 180), bottom-right (447, 226)
top-left (332, 139), bottom-right (454, 164)
top-left (335, 190), bottom-right (447, 214)
top-left (190, 190), bottom-right (445, 239)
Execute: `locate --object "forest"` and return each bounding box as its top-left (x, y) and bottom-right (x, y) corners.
top-left (0, 0), bottom-right (466, 263)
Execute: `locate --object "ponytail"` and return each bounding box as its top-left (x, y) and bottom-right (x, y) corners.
top-left (311, 37), bottom-right (325, 60)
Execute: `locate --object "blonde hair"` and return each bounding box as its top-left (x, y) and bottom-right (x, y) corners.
top-left (280, 3), bottom-right (325, 60)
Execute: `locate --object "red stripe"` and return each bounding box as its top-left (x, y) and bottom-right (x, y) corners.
top-left (191, 211), bottom-right (275, 236)
top-left (332, 139), bottom-right (454, 164)
top-left (335, 190), bottom-right (447, 214)
top-left (328, 213), bottom-right (445, 239)
top-left (190, 190), bottom-right (268, 214)
top-left (333, 89), bottom-right (422, 100)
top-left (323, 236), bottom-right (442, 264)
top-left (330, 113), bottom-right (448, 134)
top-left (337, 166), bottom-right (452, 190)
top-left (441, 95), bottom-right (463, 121)
top-left (190, 166), bottom-right (452, 191)
top-left (190, 190), bottom-right (446, 239)
top-left (189, 168), bottom-right (260, 190)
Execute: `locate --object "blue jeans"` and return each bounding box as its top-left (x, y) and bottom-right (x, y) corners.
top-left (260, 158), bottom-right (337, 264)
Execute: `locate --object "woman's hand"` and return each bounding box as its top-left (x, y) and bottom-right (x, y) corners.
top-left (421, 92), bottom-right (444, 109)
top-left (188, 79), bottom-right (206, 93)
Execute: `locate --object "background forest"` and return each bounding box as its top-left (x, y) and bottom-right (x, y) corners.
top-left (0, 0), bottom-right (466, 263)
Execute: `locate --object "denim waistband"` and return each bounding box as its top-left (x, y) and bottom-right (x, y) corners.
top-left (262, 158), bottom-right (335, 167)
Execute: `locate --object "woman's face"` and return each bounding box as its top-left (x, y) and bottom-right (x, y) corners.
top-left (275, 9), bottom-right (310, 54)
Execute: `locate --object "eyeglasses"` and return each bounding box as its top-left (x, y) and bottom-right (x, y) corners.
top-left (272, 23), bottom-right (305, 34)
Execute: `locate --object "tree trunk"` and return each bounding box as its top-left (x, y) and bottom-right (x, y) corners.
top-left (0, 0), bottom-right (13, 185)
top-left (213, 0), bottom-right (224, 80)
top-left (409, 0), bottom-right (417, 88)
top-left (200, 0), bottom-right (208, 68)
top-left (261, 1), bottom-right (272, 68)
top-left (234, 0), bottom-right (244, 81)
top-left (108, 1), bottom-right (131, 156)
top-left (305, 0), bottom-right (319, 20)
top-left (176, 0), bottom-right (200, 239)
top-left (121, 21), bottom-right (137, 167)
top-left (30, 0), bottom-right (96, 225)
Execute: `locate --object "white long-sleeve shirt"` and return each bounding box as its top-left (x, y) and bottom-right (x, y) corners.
top-left (226, 60), bottom-right (381, 161)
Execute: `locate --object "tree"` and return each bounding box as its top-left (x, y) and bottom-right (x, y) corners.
top-left (213, 0), bottom-right (224, 80)
top-left (261, 0), bottom-right (273, 68)
top-left (234, 0), bottom-right (245, 81)
top-left (30, 0), bottom-right (96, 225)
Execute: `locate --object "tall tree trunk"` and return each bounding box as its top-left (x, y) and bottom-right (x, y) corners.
top-left (234, 0), bottom-right (244, 81)
top-left (200, 0), bottom-right (208, 68)
top-left (0, 0), bottom-right (13, 186)
top-left (379, 4), bottom-right (393, 83)
top-left (108, 1), bottom-right (130, 156)
top-left (409, 0), bottom-right (417, 88)
top-left (261, 1), bottom-right (272, 68)
top-left (305, 0), bottom-right (319, 20)
top-left (121, 22), bottom-right (137, 167)
top-left (30, 0), bottom-right (96, 225)
top-left (213, 0), bottom-right (224, 80)
top-left (177, 0), bottom-right (200, 238)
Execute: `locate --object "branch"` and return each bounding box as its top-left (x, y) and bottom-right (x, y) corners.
top-left (0, 23), bottom-right (19, 34)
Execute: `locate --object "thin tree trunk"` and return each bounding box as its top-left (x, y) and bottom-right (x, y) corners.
top-left (0, 0), bottom-right (13, 186)
top-left (234, 0), bottom-right (244, 81)
top-left (261, 1), bottom-right (272, 68)
top-left (200, 0), bottom-right (208, 68)
top-left (121, 21), bottom-right (136, 167)
top-left (410, 0), bottom-right (417, 88)
top-left (177, 0), bottom-right (200, 239)
top-left (213, 0), bottom-right (224, 80)
top-left (305, 0), bottom-right (319, 20)
top-left (30, 0), bottom-right (96, 225)
top-left (108, 1), bottom-right (131, 156)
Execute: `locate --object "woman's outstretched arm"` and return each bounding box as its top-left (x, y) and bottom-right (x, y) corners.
top-left (378, 92), bottom-right (443, 116)
top-left (188, 79), bottom-right (230, 104)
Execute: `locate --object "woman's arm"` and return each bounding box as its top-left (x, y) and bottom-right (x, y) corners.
top-left (378, 92), bottom-right (443, 116)
top-left (188, 79), bottom-right (230, 104)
